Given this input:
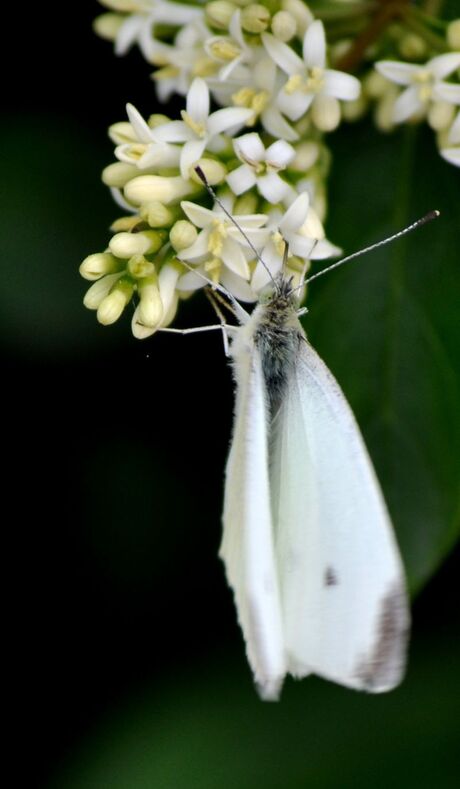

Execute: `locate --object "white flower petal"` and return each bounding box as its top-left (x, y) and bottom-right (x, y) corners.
top-left (138, 143), bottom-right (181, 169)
top-left (176, 268), bottom-right (207, 291)
top-left (288, 235), bottom-right (317, 258)
top-left (257, 172), bottom-right (290, 203)
top-left (277, 87), bottom-right (314, 121)
top-left (252, 243), bottom-right (282, 291)
top-left (433, 82), bottom-right (460, 105)
top-left (448, 110), bottom-right (460, 144)
top-left (234, 132), bottom-right (265, 163)
top-left (261, 106), bottom-right (299, 142)
top-left (393, 85), bottom-right (422, 123)
top-left (180, 138), bottom-right (207, 179)
top-left (227, 214), bottom-right (267, 228)
top-left (110, 187), bottom-right (137, 213)
top-left (302, 20), bottom-right (326, 70)
top-left (261, 32), bottom-right (304, 76)
top-left (279, 192), bottom-right (310, 234)
top-left (375, 60), bottom-right (421, 86)
top-left (115, 14), bottom-right (143, 56)
top-left (253, 55), bottom-right (277, 93)
top-left (265, 139), bottom-right (295, 168)
top-left (181, 201), bottom-right (216, 228)
top-left (187, 77), bottom-right (210, 123)
top-left (221, 238), bottom-right (251, 279)
top-left (154, 121), bottom-right (195, 143)
top-left (226, 163), bottom-right (257, 195)
top-left (207, 107), bottom-right (253, 136)
top-left (126, 103), bottom-right (156, 143)
top-left (310, 239), bottom-right (342, 259)
top-left (323, 70), bottom-right (361, 101)
top-left (229, 9), bottom-right (246, 49)
top-left (429, 52), bottom-right (460, 80)
top-left (221, 267), bottom-right (257, 302)
top-left (178, 231), bottom-right (210, 261)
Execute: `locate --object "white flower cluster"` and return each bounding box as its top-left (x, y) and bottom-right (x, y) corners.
top-left (84, 2), bottom-right (460, 337)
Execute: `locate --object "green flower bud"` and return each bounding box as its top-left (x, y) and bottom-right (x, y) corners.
top-left (427, 101), bottom-right (455, 132)
top-left (170, 220), bottom-right (198, 251)
top-left (93, 13), bottom-right (123, 41)
top-left (234, 192), bottom-right (259, 214)
top-left (139, 201), bottom-right (175, 228)
top-left (206, 1), bottom-right (236, 30)
top-left (127, 254), bottom-right (157, 279)
top-left (311, 96), bottom-right (341, 132)
top-left (138, 274), bottom-right (163, 328)
top-left (398, 32), bottom-right (427, 60)
top-left (148, 114), bottom-right (171, 129)
top-left (189, 158), bottom-right (227, 186)
top-left (125, 175), bottom-right (193, 205)
top-left (102, 162), bottom-right (139, 188)
top-left (97, 278), bottom-right (134, 326)
top-left (271, 10), bottom-right (296, 42)
top-left (241, 4), bottom-right (270, 34)
top-left (79, 252), bottom-right (124, 281)
top-left (447, 19), bottom-right (460, 50)
top-left (109, 230), bottom-right (165, 258)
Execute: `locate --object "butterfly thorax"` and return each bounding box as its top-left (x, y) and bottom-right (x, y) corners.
top-left (253, 286), bottom-right (304, 415)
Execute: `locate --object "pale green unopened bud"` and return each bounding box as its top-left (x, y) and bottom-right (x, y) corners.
top-left (170, 220), bottom-right (198, 251)
top-left (109, 230), bottom-right (164, 258)
top-left (93, 13), bottom-right (123, 41)
top-left (447, 19), bottom-right (460, 49)
top-left (341, 94), bottom-right (368, 122)
top-left (139, 200), bottom-right (175, 227)
top-left (83, 272), bottom-right (124, 310)
top-left (79, 252), bottom-right (123, 281)
top-left (291, 141), bottom-right (319, 172)
top-left (110, 216), bottom-right (142, 232)
top-left (271, 11), bottom-right (296, 42)
top-left (190, 158), bottom-right (227, 185)
top-left (427, 101), bottom-right (455, 132)
top-left (99, 1), bottom-right (138, 11)
top-left (102, 162), bottom-right (139, 188)
top-left (364, 69), bottom-right (390, 99)
top-left (109, 122), bottom-right (136, 145)
top-left (374, 86), bottom-right (398, 132)
top-left (329, 39), bottom-right (353, 64)
top-left (138, 275), bottom-right (164, 327)
top-left (206, 1), bottom-right (236, 30)
top-left (127, 254), bottom-right (157, 279)
top-left (241, 4), bottom-right (270, 34)
top-left (97, 278), bottom-right (133, 326)
top-left (311, 95), bottom-right (341, 132)
top-left (125, 175), bottom-right (193, 205)
top-left (148, 113), bottom-right (170, 128)
top-left (281, 0), bottom-right (313, 37)
top-left (234, 192), bottom-right (258, 214)
top-left (398, 32), bottom-right (427, 60)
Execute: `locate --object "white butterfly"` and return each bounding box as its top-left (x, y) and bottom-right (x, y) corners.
top-left (221, 274), bottom-right (409, 700)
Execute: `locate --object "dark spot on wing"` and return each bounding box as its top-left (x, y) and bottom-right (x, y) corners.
top-left (354, 583), bottom-right (410, 692)
top-left (324, 566), bottom-right (338, 587)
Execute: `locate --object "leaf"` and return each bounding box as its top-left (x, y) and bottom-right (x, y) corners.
top-left (305, 122), bottom-right (460, 593)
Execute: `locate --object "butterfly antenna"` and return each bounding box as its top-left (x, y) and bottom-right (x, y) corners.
top-left (303, 210), bottom-right (440, 287)
top-left (194, 166), bottom-right (277, 289)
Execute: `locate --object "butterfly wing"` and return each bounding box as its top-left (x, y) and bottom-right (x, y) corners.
top-left (270, 334), bottom-right (409, 692)
top-left (221, 335), bottom-right (286, 700)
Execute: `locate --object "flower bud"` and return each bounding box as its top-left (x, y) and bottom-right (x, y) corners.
top-left (79, 252), bottom-right (123, 281)
top-left (241, 4), bottom-right (270, 34)
top-left (139, 201), bottom-right (175, 227)
top-left (206, 1), bottom-right (236, 30)
top-left (208, 39), bottom-right (241, 61)
top-left (138, 274), bottom-right (164, 327)
top-left (341, 94), bottom-right (368, 122)
top-left (234, 192), bottom-right (259, 214)
top-left (189, 158), bottom-right (227, 185)
top-left (363, 69), bottom-right (390, 99)
top-left (83, 272), bottom-right (124, 310)
top-left (374, 86), bottom-right (398, 132)
top-left (99, 1), bottom-right (138, 10)
top-left (109, 230), bottom-right (165, 258)
top-left (127, 254), bottom-right (157, 279)
top-left (311, 95), bottom-right (341, 132)
top-left (102, 162), bottom-right (139, 188)
top-left (148, 113), bottom-right (171, 128)
top-left (271, 11), bottom-right (296, 42)
top-left (110, 216), bottom-right (142, 232)
top-left (281, 0), bottom-right (313, 37)
top-left (291, 141), bottom-right (319, 172)
top-left (170, 220), bottom-right (198, 251)
top-left (93, 13), bottom-right (123, 41)
top-left (124, 175), bottom-right (193, 205)
top-left (398, 32), bottom-right (427, 60)
top-left (427, 101), bottom-right (455, 132)
top-left (97, 278), bottom-right (133, 326)
top-left (108, 122), bottom-right (135, 145)
top-left (447, 19), bottom-right (460, 49)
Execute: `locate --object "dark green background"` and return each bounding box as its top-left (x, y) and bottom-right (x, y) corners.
top-left (5, 3), bottom-right (459, 787)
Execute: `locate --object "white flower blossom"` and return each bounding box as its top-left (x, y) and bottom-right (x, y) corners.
top-left (262, 20), bottom-right (360, 122)
top-left (109, 0), bottom-right (202, 61)
top-left (150, 19), bottom-right (216, 101)
top-left (205, 10), bottom-right (254, 81)
top-left (227, 132), bottom-right (295, 203)
top-left (176, 198), bottom-right (268, 295)
top-left (153, 78), bottom-right (253, 179)
top-left (440, 109), bottom-right (460, 166)
top-left (376, 53), bottom-right (460, 123)
top-left (115, 104), bottom-right (181, 169)
top-left (251, 192), bottom-right (341, 291)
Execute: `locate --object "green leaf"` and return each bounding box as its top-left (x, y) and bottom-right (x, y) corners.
top-left (305, 122), bottom-right (460, 593)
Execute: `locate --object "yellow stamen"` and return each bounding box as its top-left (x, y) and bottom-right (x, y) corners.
top-left (181, 110), bottom-right (207, 138)
top-left (208, 220), bottom-right (227, 256)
